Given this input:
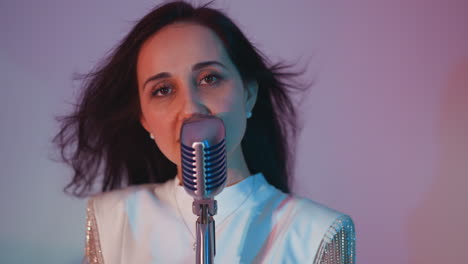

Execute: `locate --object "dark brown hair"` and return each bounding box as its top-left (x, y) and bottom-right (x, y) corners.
top-left (54, 1), bottom-right (306, 197)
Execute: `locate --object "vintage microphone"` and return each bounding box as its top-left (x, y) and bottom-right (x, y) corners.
top-left (180, 115), bottom-right (227, 264)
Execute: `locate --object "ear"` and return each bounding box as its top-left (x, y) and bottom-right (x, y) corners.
top-left (140, 115), bottom-right (150, 133)
top-left (244, 80), bottom-right (258, 113)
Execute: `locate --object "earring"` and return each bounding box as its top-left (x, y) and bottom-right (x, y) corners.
top-left (246, 111), bottom-right (252, 119)
top-left (150, 133), bottom-right (154, 140)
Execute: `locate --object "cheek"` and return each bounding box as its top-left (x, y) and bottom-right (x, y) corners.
top-left (216, 90), bottom-right (246, 155)
top-left (141, 97), bottom-right (178, 133)
top-left (223, 116), bottom-right (246, 155)
top-left (142, 107), bottom-right (180, 164)
top-left (152, 124), bottom-right (180, 165)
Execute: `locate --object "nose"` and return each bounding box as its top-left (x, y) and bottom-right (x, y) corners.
top-left (179, 85), bottom-right (211, 121)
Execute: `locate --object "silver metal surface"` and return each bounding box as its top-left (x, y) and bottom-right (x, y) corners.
top-left (195, 205), bottom-right (216, 264)
top-left (181, 115), bottom-right (227, 200)
top-left (180, 115), bottom-right (227, 264)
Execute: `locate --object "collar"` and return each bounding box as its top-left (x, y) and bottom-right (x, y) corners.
top-left (172, 173), bottom-right (265, 233)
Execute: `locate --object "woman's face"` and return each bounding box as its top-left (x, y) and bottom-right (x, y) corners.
top-left (137, 23), bottom-right (257, 167)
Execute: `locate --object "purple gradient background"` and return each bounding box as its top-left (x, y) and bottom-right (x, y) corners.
top-left (1, 0), bottom-right (467, 263)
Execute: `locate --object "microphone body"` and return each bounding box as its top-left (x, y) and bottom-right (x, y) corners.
top-left (180, 115), bottom-right (227, 264)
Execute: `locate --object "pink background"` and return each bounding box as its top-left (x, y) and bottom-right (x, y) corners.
top-left (1, 0), bottom-right (467, 263)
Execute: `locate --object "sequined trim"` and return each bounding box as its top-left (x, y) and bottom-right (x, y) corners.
top-left (85, 198), bottom-right (104, 264)
top-left (314, 215), bottom-right (356, 264)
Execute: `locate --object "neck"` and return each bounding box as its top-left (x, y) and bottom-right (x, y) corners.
top-left (176, 145), bottom-right (251, 187)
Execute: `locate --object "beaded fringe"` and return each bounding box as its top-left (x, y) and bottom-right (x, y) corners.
top-left (313, 215), bottom-right (356, 264)
top-left (85, 198), bottom-right (104, 264)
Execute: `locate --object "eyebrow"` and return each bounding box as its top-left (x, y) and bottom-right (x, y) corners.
top-left (143, 60), bottom-right (227, 90)
top-left (192, 60), bottom-right (227, 71)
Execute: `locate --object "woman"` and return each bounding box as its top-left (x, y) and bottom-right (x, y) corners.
top-left (55, 1), bottom-right (355, 263)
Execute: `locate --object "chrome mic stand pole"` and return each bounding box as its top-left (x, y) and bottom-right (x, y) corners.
top-left (193, 199), bottom-right (217, 264)
top-left (180, 116), bottom-right (227, 264)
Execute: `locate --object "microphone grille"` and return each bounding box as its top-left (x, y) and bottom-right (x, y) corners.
top-left (180, 116), bottom-right (227, 199)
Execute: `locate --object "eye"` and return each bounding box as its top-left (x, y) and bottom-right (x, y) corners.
top-left (199, 73), bottom-right (221, 86)
top-left (151, 84), bottom-right (174, 97)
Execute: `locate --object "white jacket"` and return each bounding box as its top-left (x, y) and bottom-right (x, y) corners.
top-left (84, 173), bottom-right (355, 263)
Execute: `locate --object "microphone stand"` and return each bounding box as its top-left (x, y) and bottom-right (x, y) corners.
top-left (193, 199), bottom-right (217, 264)
top-left (180, 116), bottom-right (226, 264)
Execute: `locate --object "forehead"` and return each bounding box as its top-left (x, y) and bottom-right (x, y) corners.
top-left (137, 23), bottom-right (231, 75)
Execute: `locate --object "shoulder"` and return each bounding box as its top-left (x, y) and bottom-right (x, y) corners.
top-left (278, 195), bottom-right (355, 261)
top-left (290, 196), bottom-right (345, 224)
top-left (89, 184), bottom-right (154, 213)
top-left (87, 180), bottom-right (175, 234)
top-left (288, 195), bottom-right (354, 238)
top-left (85, 181), bottom-right (176, 263)
top-left (256, 175), bottom-right (354, 241)
top-left (89, 180), bottom-right (174, 212)
top-left (86, 184), bottom-right (155, 234)
top-left (293, 196), bottom-right (354, 231)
